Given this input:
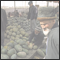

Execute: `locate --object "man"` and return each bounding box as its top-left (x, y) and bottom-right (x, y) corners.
top-left (14, 10), bottom-right (19, 17)
top-left (1, 8), bottom-right (7, 46)
top-left (37, 7), bottom-right (59, 59)
top-left (27, 1), bottom-right (38, 32)
top-left (28, 27), bottom-right (45, 46)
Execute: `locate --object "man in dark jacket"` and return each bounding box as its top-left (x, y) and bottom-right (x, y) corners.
top-left (1, 8), bottom-right (7, 46)
top-left (27, 1), bottom-right (38, 32)
top-left (28, 27), bottom-right (45, 46)
top-left (14, 10), bottom-right (19, 17)
top-left (37, 7), bottom-right (59, 59)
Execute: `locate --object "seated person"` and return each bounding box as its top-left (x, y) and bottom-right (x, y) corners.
top-left (14, 10), bottom-right (19, 17)
top-left (28, 27), bottom-right (45, 46)
top-left (8, 12), bottom-right (11, 17)
top-left (19, 12), bottom-right (22, 17)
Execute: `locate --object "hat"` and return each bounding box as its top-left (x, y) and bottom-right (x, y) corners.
top-left (37, 7), bottom-right (57, 21)
top-left (54, 6), bottom-right (59, 13)
top-left (28, 1), bottom-right (33, 5)
top-left (35, 5), bottom-right (39, 8)
top-left (35, 27), bottom-right (41, 31)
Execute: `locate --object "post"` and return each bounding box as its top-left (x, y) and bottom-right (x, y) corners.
top-left (35, 1), bottom-right (37, 5)
top-left (25, 1), bottom-right (26, 8)
top-left (14, 1), bottom-right (16, 10)
top-left (47, 1), bottom-right (49, 7)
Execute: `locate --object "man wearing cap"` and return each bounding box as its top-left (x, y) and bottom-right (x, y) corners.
top-left (27, 1), bottom-right (38, 32)
top-left (28, 27), bottom-right (45, 46)
top-left (37, 7), bottom-right (59, 59)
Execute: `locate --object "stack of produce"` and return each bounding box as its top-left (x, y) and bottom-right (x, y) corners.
top-left (1, 40), bottom-right (38, 59)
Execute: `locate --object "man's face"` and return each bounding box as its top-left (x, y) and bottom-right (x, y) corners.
top-left (40, 20), bottom-right (55, 35)
top-left (29, 3), bottom-right (33, 6)
top-left (35, 30), bottom-right (40, 35)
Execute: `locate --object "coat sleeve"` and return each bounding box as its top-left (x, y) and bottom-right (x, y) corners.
top-left (33, 7), bottom-right (38, 19)
top-left (34, 31), bottom-right (45, 46)
top-left (27, 8), bottom-right (30, 19)
top-left (52, 32), bottom-right (59, 54)
top-left (30, 6), bottom-right (38, 20)
top-left (45, 28), bottom-right (59, 59)
top-left (3, 9), bottom-right (7, 30)
top-left (28, 31), bottom-right (35, 42)
top-left (1, 9), bottom-right (7, 31)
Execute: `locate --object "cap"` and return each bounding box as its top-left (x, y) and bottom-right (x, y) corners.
top-left (37, 7), bottom-right (57, 21)
top-left (35, 27), bottom-right (41, 31)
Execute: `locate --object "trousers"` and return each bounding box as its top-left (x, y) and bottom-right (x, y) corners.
top-left (1, 31), bottom-right (5, 46)
top-left (30, 19), bottom-right (37, 32)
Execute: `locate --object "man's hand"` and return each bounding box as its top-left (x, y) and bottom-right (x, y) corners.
top-left (31, 42), bottom-right (34, 46)
top-left (43, 57), bottom-right (45, 59)
top-left (33, 19), bottom-right (35, 20)
top-left (27, 19), bottom-right (29, 21)
top-left (27, 41), bottom-right (30, 45)
top-left (32, 43), bottom-right (34, 46)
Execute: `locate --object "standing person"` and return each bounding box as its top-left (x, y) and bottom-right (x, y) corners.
top-left (27, 1), bottom-right (38, 32)
top-left (37, 7), bottom-right (59, 59)
top-left (1, 8), bottom-right (7, 46)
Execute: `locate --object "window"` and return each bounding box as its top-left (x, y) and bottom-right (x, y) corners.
top-left (1, 1), bottom-right (14, 8)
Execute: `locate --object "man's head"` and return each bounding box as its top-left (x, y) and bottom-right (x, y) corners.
top-left (37, 7), bottom-right (57, 35)
top-left (40, 19), bottom-right (56, 35)
top-left (35, 5), bottom-right (39, 8)
top-left (28, 1), bottom-right (33, 6)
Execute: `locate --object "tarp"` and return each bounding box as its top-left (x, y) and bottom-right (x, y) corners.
top-left (49, 1), bottom-right (59, 3)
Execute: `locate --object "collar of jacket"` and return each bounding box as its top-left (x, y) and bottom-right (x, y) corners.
top-left (51, 21), bottom-right (59, 30)
top-left (47, 21), bottom-right (58, 36)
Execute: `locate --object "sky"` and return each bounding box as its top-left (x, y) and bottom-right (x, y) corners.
top-left (1, 1), bottom-right (59, 8)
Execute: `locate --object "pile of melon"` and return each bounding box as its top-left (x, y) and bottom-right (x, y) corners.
top-left (1, 17), bottom-right (46, 59)
top-left (4, 17), bottom-right (30, 42)
top-left (1, 41), bottom-right (46, 59)
top-left (7, 17), bottom-right (31, 32)
top-left (1, 39), bottom-right (39, 59)
top-left (4, 17), bottom-right (40, 43)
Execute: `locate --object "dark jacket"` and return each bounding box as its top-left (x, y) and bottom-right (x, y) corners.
top-left (14, 11), bottom-right (19, 17)
top-left (28, 31), bottom-right (45, 46)
top-left (1, 8), bottom-right (7, 32)
top-left (45, 22), bottom-right (59, 59)
top-left (1, 8), bottom-right (7, 46)
top-left (27, 5), bottom-right (38, 20)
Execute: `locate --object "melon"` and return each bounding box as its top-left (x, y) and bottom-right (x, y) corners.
top-left (1, 48), bottom-right (7, 54)
top-left (33, 45), bottom-right (38, 50)
top-left (11, 54), bottom-right (17, 59)
top-left (7, 48), bottom-right (16, 57)
top-left (14, 44), bottom-right (22, 52)
top-left (37, 49), bottom-right (45, 57)
top-left (17, 52), bottom-right (26, 58)
top-left (1, 54), bottom-right (9, 59)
